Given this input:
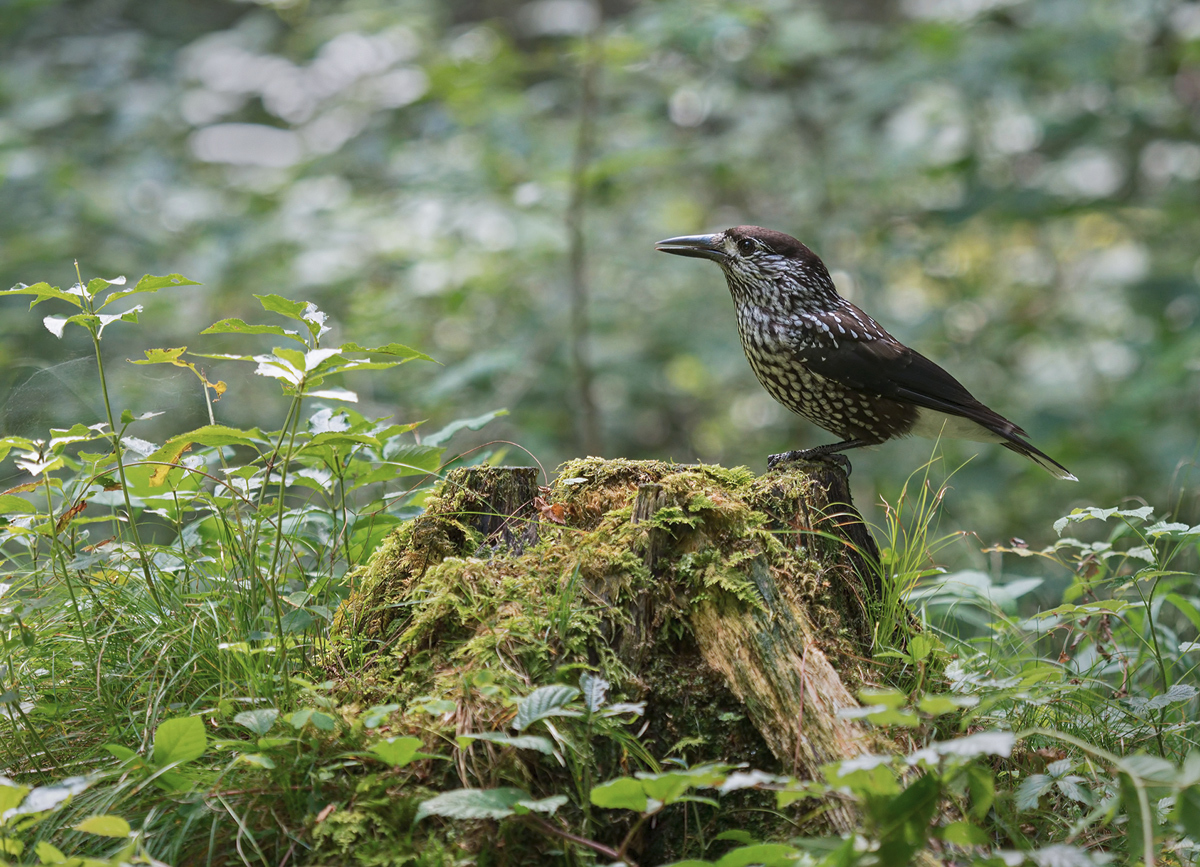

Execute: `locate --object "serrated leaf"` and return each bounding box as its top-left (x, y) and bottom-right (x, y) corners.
top-left (152, 716), bottom-right (207, 766)
top-left (74, 815), bottom-right (131, 837)
top-left (414, 787), bottom-right (529, 822)
top-left (513, 685), bottom-right (581, 731)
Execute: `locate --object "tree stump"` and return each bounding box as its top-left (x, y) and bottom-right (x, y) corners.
top-left (333, 457), bottom-right (892, 851)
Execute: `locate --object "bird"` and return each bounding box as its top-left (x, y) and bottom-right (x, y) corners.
top-left (655, 225), bottom-right (1076, 481)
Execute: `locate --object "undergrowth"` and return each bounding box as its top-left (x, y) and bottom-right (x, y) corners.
top-left (0, 269), bottom-right (1197, 866)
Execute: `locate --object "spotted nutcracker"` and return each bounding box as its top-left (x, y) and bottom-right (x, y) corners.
top-left (655, 225), bottom-right (1075, 480)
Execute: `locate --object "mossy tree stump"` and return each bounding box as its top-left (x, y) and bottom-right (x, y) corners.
top-left (334, 457), bottom-right (890, 846)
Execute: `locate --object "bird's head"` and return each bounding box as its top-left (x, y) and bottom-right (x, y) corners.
top-left (655, 225), bottom-right (839, 307)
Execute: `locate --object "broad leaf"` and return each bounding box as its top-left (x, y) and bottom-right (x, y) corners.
top-left (152, 716), bottom-right (207, 766)
top-left (74, 815), bottom-right (131, 837)
top-left (513, 684), bottom-right (581, 731)
top-left (369, 736), bottom-right (424, 767)
top-left (233, 709), bottom-right (279, 736)
top-left (414, 787), bottom-right (529, 822)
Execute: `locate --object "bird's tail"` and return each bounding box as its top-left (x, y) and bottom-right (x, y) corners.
top-left (1000, 439), bottom-right (1077, 481)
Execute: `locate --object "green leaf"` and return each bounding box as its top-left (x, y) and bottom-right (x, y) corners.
top-left (200, 318), bottom-right (304, 343)
top-left (1173, 783), bottom-right (1200, 841)
top-left (1119, 772), bottom-right (1148, 864)
top-left (513, 684), bottom-right (582, 730)
top-left (590, 777), bottom-right (647, 812)
top-left (386, 443), bottom-right (444, 475)
top-left (369, 736), bottom-right (424, 767)
top-left (34, 841), bottom-right (66, 863)
top-left (233, 709), bottom-right (279, 736)
top-left (874, 772), bottom-right (941, 866)
top-left (458, 731), bottom-right (556, 755)
top-left (74, 815), bottom-right (131, 837)
top-left (713, 843), bottom-right (800, 867)
top-left (102, 744), bottom-right (139, 762)
top-left (0, 494), bottom-right (36, 514)
top-left (152, 716), bottom-right (207, 767)
top-left (340, 341), bottom-right (436, 363)
top-left (580, 672), bottom-right (609, 713)
top-left (0, 780), bottom-right (30, 814)
top-left (238, 753), bottom-right (277, 769)
top-left (714, 830), bottom-right (757, 844)
top-left (98, 273), bottom-right (200, 309)
top-left (414, 787), bottom-right (529, 822)
top-left (936, 820), bottom-right (988, 846)
top-left (423, 409), bottom-right (508, 447)
top-left (965, 765), bottom-right (995, 820)
top-left (255, 294), bottom-right (308, 321)
top-left (510, 794), bottom-right (569, 816)
top-left (0, 281), bottom-right (84, 309)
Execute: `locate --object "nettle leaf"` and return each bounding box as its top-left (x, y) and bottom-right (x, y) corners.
top-left (201, 318), bottom-right (305, 343)
top-left (513, 685), bottom-right (582, 731)
top-left (152, 716), bottom-right (207, 767)
top-left (99, 273), bottom-right (201, 309)
top-left (1, 281), bottom-right (85, 309)
top-left (415, 787), bottom-right (530, 822)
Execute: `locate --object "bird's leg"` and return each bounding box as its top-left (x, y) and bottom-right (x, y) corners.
top-left (767, 439), bottom-right (872, 474)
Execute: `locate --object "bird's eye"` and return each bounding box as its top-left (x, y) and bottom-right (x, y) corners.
top-left (737, 238), bottom-right (757, 256)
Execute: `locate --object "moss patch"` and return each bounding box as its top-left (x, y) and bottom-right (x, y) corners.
top-left (323, 458), bottom-right (882, 863)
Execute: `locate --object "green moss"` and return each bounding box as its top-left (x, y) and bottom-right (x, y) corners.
top-left (325, 458), bottom-right (880, 861)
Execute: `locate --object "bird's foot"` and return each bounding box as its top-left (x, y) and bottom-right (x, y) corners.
top-left (767, 449), bottom-right (852, 476)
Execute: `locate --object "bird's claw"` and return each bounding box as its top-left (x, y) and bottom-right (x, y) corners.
top-left (767, 450), bottom-right (852, 476)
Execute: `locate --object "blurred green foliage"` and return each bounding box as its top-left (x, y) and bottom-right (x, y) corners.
top-left (2, 0), bottom-right (1199, 543)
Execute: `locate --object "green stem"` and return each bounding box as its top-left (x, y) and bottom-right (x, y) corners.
top-left (88, 319), bottom-right (164, 613)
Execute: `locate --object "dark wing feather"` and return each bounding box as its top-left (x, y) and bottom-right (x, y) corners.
top-left (803, 336), bottom-right (1028, 439)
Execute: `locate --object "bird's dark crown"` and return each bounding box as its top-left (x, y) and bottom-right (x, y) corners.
top-left (724, 226), bottom-right (820, 263)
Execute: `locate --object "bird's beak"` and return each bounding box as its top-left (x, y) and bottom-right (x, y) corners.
top-left (655, 233), bottom-right (726, 261)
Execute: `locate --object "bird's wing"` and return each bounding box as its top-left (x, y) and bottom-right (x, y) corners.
top-left (803, 336), bottom-right (1029, 439)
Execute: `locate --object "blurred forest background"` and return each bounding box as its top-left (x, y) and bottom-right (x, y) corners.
top-left (2, 0), bottom-right (1199, 552)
